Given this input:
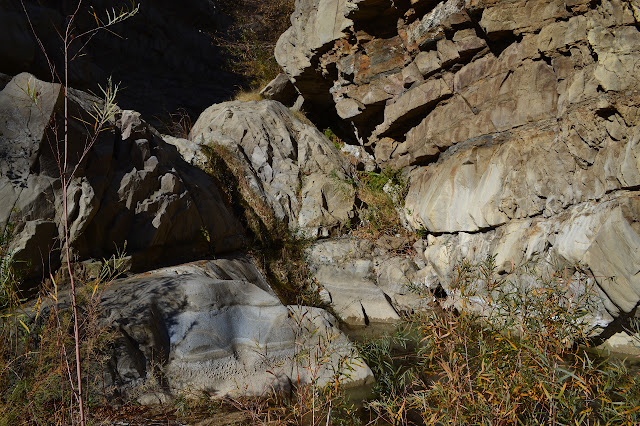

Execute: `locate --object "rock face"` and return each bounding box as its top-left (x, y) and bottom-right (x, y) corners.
top-left (0, 0), bottom-right (237, 121)
top-left (99, 257), bottom-right (372, 399)
top-left (0, 73), bottom-right (244, 281)
top-left (307, 236), bottom-right (432, 326)
top-left (277, 0), bottom-right (640, 327)
top-left (189, 100), bottom-right (357, 237)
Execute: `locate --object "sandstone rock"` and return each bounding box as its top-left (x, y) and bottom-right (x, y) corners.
top-left (276, 0), bottom-right (640, 332)
top-left (94, 258), bottom-right (373, 398)
top-left (189, 100), bottom-right (357, 237)
top-left (417, 191), bottom-right (640, 326)
top-left (0, 73), bottom-right (244, 282)
top-left (597, 332), bottom-right (640, 358)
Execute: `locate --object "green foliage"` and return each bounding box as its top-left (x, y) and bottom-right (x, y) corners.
top-left (415, 226), bottom-right (428, 239)
top-left (324, 128), bottom-right (344, 150)
top-left (331, 167), bottom-right (409, 238)
top-left (360, 257), bottom-right (640, 425)
top-left (0, 223), bottom-right (18, 310)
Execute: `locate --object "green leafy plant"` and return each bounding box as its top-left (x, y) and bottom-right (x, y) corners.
top-left (331, 167), bottom-right (409, 238)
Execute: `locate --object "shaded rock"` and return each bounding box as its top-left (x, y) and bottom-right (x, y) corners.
top-left (0, 73), bottom-right (244, 282)
top-left (0, 0), bottom-right (237, 123)
top-left (99, 257), bottom-right (373, 399)
top-left (260, 73), bottom-right (299, 106)
top-left (0, 73), bottom-right (10, 90)
top-left (189, 100), bottom-right (357, 237)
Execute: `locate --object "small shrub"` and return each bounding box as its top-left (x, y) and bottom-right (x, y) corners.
top-left (360, 257), bottom-right (640, 425)
top-left (331, 167), bottom-right (409, 238)
top-left (324, 128), bottom-right (344, 150)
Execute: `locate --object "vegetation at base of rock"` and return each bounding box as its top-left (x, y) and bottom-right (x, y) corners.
top-left (357, 256), bottom-right (640, 425)
top-left (332, 167), bottom-right (409, 238)
top-left (201, 143), bottom-right (324, 308)
top-left (0, 253), bottom-right (127, 424)
top-left (0, 224), bottom-right (20, 311)
top-left (324, 127), bottom-right (344, 151)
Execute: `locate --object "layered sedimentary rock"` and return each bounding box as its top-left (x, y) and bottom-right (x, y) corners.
top-left (276, 0), bottom-right (640, 326)
top-left (307, 236), bottom-right (432, 326)
top-left (0, 73), bottom-right (244, 281)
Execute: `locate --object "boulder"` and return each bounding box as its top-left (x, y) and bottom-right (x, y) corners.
top-left (307, 237), bottom-right (432, 326)
top-left (0, 73), bottom-right (244, 282)
top-left (189, 100), bottom-right (357, 237)
top-left (260, 73), bottom-right (299, 106)
top-left (98, 257), bottom-right (373, 399)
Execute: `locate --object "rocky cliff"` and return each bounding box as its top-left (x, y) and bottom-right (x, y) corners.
top-left (276, 0), bottom-right (640, 330)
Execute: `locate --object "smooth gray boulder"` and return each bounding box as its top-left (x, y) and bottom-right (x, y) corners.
top-left (189, 100), bottom-right (357, 237)
top-left (99, 257), bottom-right (373, 399)
top-left (0, 73), bottom-right (244, 282)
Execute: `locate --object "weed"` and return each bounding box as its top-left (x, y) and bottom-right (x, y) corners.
top-left (211, 0), bottom-right (295, 92)
top-left (324, 128), bottom-right (344, 151)
top-left (359, 257), bottom-right (640, 425)
top-left (229, 307), bottom-right (363, 425)
top-left (233, 88), bottom-right (264, 102)
top-left (156, 107), bottom-right (194, 139)
top-left (331, 167), bottom-right (409, 238)
top-left (0, 244), bottom-right (128, 425)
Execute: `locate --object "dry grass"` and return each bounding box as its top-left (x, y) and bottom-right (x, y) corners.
top-left (233, 89), bottom-right (264, 103)
top-left (359, 257), bottom-right (640, 425)
top-left (212, 0), bottom-right (295, 92)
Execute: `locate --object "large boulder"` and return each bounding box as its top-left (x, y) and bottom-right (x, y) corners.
top-left (189, 100), bottom-right (358, 237)
top-left (98, 257), bottom-right (373, 400)
top-left (0, 73), bottom-right (244, 282)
